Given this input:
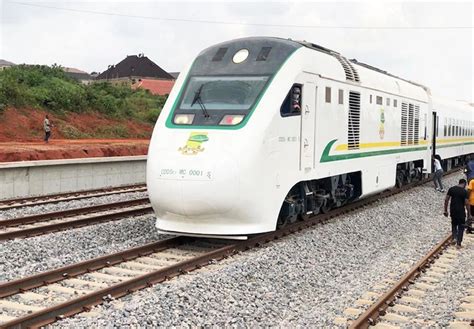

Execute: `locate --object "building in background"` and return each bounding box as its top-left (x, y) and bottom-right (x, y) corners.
top-left (131, 79), bottom-right (174, 96)
top-left (95, 53), bottom-right (175, 96)
top-left (0, 59), bottom-right (16, 70)
top-left (168, 72), bottom-right (180, 79)
top-left (63, 67), bottom-right (93, 84)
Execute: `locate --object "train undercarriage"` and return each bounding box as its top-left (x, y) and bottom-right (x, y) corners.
top-left (277, 153), bottom-right (473, 228)
top-left (277, 161), bottom-right (427, 228)
top-left (277, 171), bottom-right (362, 227)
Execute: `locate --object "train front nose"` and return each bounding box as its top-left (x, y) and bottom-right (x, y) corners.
top-left (147, 146), bottom-right (239, 217)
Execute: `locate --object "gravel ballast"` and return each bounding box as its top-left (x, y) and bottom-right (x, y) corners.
top-left (0, 191), bottom-right (148, 220)
top-left (402, 234), bottom-right (474, 327)
top-left (0, 211), bottom-right (166, 282)
top-left (38, 173), bottom-right (469, 327)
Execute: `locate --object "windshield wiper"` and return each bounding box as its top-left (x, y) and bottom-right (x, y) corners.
top-left (191, 84), bottom-right (210, 118)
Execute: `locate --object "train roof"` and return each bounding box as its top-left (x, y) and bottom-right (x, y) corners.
top-left (432, 96), bottom-right (474, 115)
top-left (210, 37), bottom-right (429, 102)
top-left (288, 38), bottom-right (430, 102)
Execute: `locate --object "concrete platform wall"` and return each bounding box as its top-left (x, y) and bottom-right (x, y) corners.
top-left (0, 156), bottom-right (147, 199)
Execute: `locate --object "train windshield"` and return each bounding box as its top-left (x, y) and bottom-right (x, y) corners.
top-left (179, 76), bottom-right (269, 111)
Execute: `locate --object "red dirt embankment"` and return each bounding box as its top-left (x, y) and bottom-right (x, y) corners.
top-left (0, 108), bottom-right (153, 162)
top-left (0, 140), bottom-right (149, 162)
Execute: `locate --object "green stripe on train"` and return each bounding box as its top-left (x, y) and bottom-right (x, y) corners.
top-left (320, 139), bottom-right (427, 163)
top-left (320, 140), bottom-right (474, 162)
top-left (437, 141), bottom-right (474, 149)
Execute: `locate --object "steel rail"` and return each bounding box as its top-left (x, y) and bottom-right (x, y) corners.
top-left (0, 205), bottom-right (153, 240)
top-left (0, 170), bottom-right (461, 328)
top-left (0, 198), bottom-right (150, 228)
top-left (0, 237), bottom-right (188, 298)
top-left (349, 233), bottom-right (452, 329)
top-left (0, 184), bottom-right (147, 211)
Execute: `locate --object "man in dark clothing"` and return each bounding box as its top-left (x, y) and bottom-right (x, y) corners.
top-left (444, 179), bottom-right (472, 248)
top-left (465, 158), bottom-right (474, 183)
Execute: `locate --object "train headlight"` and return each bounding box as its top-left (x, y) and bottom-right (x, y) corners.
top-left (174, 114), bottom-right (195, 125)
top-left (232, 49), bottom-right (249, 63)
top-left (219, 115), bottom-right (244, 125)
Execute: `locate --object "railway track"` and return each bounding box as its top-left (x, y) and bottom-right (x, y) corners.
top-left (0, 198), bottom-right (153, 240)
top-left (0, 184), bottom-right (147, 211)
top-left (0, 171), bottom-right (460, 328)
top-left (345, 233), bottom-right (474, 329)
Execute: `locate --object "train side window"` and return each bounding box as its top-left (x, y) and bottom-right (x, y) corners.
top-left (386, 98), bottom-right (390, 106)
top-left (212, 48), bottom-right (228, 61)
top-left (338, 89), bottom-right (344, 105)
top-left (256, 47), bottom-right (272, 61)
top-left (280, 84), bottom-right (302, 117)
top-left (370, 95), bottom-right (373, 104)
top-left (376, 96), bottom-right (383, 105)
top-left (394, 99), bottom-right (398, 107)
top-left (325, 87), bottom-right (331, 103)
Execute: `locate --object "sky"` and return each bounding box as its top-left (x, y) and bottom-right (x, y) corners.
top-left (0, 1), bottom-right (473, 102)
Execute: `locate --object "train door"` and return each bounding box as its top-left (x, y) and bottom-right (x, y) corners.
top-left (300, 75), bottom-right (317, 171)
top-left (431, 111), bottom-right (437, 172)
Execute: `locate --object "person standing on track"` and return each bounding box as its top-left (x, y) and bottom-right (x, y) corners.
top-left (43, 115), bottom-right (52, 143)
top-left (444, 178), bottom-right (471, 248)
top-left (465, 157), bottom-right (474, 182)
top-left (467, 170), bottom-right (474, 234)
top-left (432, 155), bottom-right (445, 192)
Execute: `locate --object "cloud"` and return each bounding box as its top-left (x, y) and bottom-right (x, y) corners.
top-left (1, 1), bottom-right (472, 101)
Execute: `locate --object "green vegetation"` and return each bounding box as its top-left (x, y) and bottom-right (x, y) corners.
top-left (0, 64), bottom-right (167, 123)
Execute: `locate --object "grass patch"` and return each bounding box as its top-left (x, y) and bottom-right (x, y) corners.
top-left (0, 65), bottom-right (167, 124)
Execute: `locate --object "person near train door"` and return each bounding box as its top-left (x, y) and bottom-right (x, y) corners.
top-left (44, 115), bottom-right (52, 143)
top-left (465, 157), bottom-right (474, 183)
top-left (444, 178), bottom-right (471, 248)
top-left (466, 175), bottom-right (474, 234)
top-left (291, 86), bottom-right (301, 114)
top-left (432, 155), bottom-right (445, 192)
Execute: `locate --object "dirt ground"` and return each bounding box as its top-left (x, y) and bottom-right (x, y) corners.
top-left (0, 107), bottom-right (153, 141)
top-left (0, 107), bottom-right (153, 162)
top-left (0, 139), bottom-right (149, 162)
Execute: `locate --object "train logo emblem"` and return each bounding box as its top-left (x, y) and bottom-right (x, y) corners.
top-left (179, 132), bottom-right (209, 155)
top-left (379, 107), bottom-right (385, 139)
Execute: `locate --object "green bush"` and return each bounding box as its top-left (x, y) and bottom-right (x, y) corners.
top-left (61, 125), bottom-right (91, 139)
top-left (96, 124), bottom-right (130, 138)
top-left (0, 65), bottom-right (168, 121)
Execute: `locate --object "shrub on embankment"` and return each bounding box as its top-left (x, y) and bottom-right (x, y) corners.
top-left (0, 64), bottom-right (167, 124)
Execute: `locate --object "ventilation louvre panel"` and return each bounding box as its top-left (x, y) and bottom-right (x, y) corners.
top-left (401, 103), bottom-right (408, 146)
top-left (335, 55), bottom-right (360, 82)
top-left (348, 91), bottom-right (361, 150)
top-left (401, 102), bottom-right (420, 146)
top-left (408, 104), bottom-right (414, 145)
top-left (414, 105), bottom-right (420, 145)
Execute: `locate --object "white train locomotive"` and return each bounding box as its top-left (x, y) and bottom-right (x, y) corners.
top-left (147, 37), bottom-right (474, 238)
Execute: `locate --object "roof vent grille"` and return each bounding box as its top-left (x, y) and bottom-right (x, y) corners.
top-left (335, 55), bottom-right (360, 82)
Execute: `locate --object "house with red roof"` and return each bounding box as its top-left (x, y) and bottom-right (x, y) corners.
top-left (96, 54), bottom-right (175, 96)
top-left (131, 79), bottom-right (174, 96)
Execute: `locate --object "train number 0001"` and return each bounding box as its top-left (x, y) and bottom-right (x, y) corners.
top-left (188, 170), bottom-right (203, 176)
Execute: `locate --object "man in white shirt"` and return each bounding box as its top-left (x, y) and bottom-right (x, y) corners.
top-left (44, 115), bottom-right (51, 143)
top-left (432, 155), bottom-right (444, 192)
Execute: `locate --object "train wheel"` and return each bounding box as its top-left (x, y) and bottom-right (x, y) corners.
top-left (396, 172), bottom-right (403, 188)
top-left (320, 201), bottom-right (332, 214)
top-left (277, 214), bottom-right (297, 228)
